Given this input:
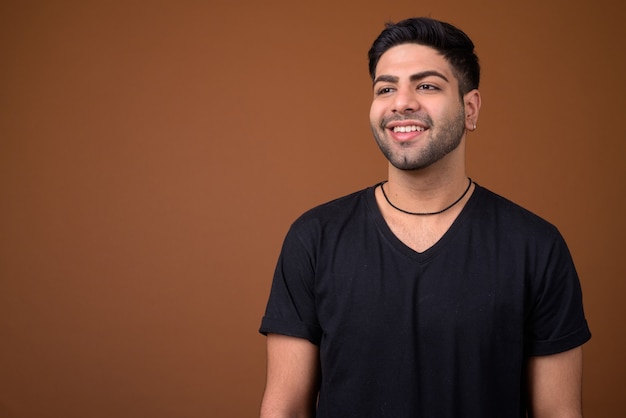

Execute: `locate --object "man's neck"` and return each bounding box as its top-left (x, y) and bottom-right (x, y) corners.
top-left (376, 168), bottom-right (474, 253)
top-left (386, 165), bottom-right (469, 209)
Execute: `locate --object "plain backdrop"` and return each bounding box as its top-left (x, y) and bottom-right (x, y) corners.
top-left (1, 0), bottom-right (624, 416)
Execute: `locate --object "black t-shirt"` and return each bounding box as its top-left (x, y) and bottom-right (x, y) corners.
top-left (260, 183), bottom-right (591, 417)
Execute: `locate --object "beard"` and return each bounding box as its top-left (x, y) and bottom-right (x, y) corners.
top-left (371, 105), bottom-right (466, 171)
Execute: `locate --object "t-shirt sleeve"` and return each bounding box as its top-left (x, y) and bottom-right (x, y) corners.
top-left (259, 220), bottom-right (322, 345)
top-left (525, 229), bottom-right (591, 356)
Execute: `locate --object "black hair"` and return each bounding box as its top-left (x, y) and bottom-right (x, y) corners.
top-left (368, 17), bottom-right (480, 95)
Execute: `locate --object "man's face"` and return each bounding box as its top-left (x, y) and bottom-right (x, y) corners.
top-left (369, 43), bottom-right (467, 171)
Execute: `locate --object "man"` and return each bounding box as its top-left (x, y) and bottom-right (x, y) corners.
top-left (259, 17), bottom-right (591, 417)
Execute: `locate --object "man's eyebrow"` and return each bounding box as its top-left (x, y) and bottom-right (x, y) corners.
top-left (410, 70), bottom-right (449, 83)
top-left (373, 71), bottom-right (449, 86)
top-left (372, 75), bottom-right (398, 86)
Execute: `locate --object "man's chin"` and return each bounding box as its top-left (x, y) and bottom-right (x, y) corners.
top-left (389, 159), bottom-right (432, 171)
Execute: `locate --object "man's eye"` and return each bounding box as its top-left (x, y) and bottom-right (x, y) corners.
top-left (418, 84), bottom-right (438, 91)
top-left (376, 87), bottom-right (394, 95)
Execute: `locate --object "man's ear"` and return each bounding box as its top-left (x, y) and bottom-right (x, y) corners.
top-left (464, 89), bottom-right (481, 131)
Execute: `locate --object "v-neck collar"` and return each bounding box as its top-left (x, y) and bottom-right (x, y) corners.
top-left (365, 181), bottom-right (482, 262)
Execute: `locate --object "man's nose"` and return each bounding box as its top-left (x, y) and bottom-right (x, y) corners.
top-left (392, 87), bottom-right (420, 113)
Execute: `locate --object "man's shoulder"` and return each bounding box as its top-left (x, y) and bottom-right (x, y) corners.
top-left (289, 184), bottom-right (377, 232)
top-left (474, 183), bottom-right (561, 238)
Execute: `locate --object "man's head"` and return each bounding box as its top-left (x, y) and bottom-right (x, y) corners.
top-left (367, 18), bottom-right (482, 172)
top-left (368, 17), bottom-right (480, 97)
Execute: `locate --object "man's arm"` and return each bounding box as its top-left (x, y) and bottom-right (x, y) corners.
top-left (527, 346), bottom-right (584, 418)
top-left (260, 333), bottom-right (320, 418)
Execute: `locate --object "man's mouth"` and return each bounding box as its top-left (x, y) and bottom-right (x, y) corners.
top-left (391, 125), bottom-right (426, 133)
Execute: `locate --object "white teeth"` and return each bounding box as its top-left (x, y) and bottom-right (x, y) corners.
top-left (392, 125), bottom-right (425, 133)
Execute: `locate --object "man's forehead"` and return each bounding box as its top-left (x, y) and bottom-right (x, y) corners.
top-left (374, 44), bottom-right (455, 82)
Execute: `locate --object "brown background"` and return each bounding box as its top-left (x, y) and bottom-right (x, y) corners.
top-left (1, 0), bottom-right (624, 416)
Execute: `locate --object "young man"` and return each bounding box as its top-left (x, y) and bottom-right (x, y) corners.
top-left (259, 17), bottom-right (591, 417)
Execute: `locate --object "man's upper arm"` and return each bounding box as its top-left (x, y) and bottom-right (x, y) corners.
top-left (260, 333), bottom-right (320, 418)
top-left (527, 346), bottom-right (584, 418)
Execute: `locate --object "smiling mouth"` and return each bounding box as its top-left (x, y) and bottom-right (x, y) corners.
top-left (391, 125), bottom-right (426, 133)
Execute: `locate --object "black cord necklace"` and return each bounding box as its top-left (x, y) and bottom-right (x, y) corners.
top-left (380, 177), bottom-right (473, 216)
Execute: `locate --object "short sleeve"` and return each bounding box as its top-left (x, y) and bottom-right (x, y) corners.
top-left (259, 220), bottom-right (323, 345)
top-left (525, 231), bottom-right (591, 356)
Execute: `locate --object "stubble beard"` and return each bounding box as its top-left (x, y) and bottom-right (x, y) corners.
top-left (372, 106), bottom-right (466, 171)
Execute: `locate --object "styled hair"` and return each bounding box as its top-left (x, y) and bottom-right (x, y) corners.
top-left (368, 17), bottom-right (480, 95)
